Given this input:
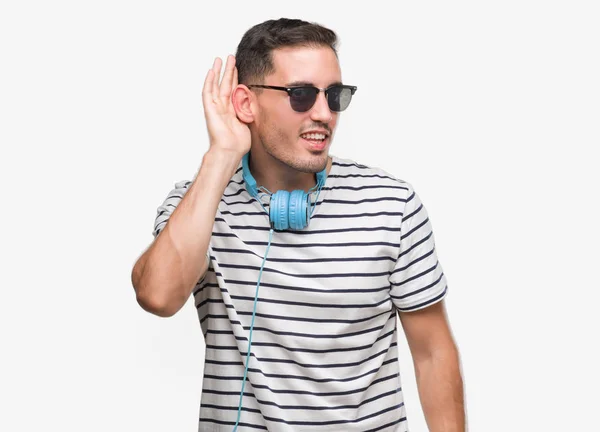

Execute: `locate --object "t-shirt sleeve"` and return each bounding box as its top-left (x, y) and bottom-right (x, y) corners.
top-left (389, 182), bottom-right (448, 312)
top-left (152, 180), bottom-right (192, 238)
top-left (151, 180), bottom-right (211, 266)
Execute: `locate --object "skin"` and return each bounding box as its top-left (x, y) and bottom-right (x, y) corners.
top-left (399, 301), bottom-right (466, 431)
top-left (231, 45), bottom-right (338, 193)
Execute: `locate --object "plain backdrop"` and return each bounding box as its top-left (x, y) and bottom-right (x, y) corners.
top-left (1, 1), bottom-right (599, 431)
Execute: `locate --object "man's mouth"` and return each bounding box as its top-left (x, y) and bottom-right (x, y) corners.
top-left (300, 132), bottom-right (327, 142)
top-left (300, 133), bottom-right (329, 151)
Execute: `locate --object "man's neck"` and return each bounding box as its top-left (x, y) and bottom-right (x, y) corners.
top-left (248, 149), bottom-right (332, 194)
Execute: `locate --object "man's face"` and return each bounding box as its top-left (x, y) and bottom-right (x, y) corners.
top-left (253, 45), bottom-right (342, 173)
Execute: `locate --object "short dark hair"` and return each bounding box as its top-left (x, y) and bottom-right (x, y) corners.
top-left (235, 18), bottom-right (338, 86)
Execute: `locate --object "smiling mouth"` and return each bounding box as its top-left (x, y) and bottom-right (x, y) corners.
top-left (300, 135), bottom-right (329, 151)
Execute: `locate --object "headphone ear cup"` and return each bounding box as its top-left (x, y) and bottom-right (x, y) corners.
top-left (270, 190), bottom-right (290, 230)
top-left (288, 190), bottom-right (309, 230)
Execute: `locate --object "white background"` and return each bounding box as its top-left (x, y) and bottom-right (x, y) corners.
top-left (1, 1), bottom-right (599, 431)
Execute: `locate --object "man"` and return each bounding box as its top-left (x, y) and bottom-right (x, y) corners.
top-left (131, 18), bottom-right (465, 432)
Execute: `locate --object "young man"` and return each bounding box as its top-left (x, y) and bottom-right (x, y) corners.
top-left (131, 18), bottom-right (465, 432)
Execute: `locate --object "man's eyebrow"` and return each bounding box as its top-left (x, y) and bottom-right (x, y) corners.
top-left (285, 80), bottom-right (344, 87)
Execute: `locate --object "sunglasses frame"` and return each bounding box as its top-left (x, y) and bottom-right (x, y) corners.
top-left (247, 84), bottom-right (358, 112)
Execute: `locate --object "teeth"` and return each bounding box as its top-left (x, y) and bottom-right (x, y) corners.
top-left (301, 133), bottom-right (326, 140)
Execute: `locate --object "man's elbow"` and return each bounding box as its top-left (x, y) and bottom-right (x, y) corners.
top-left (131, 260), bottom-right (182, 318)
top-left (136, 292), bottom-right (180, 317)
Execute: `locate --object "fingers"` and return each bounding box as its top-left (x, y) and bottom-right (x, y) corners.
top-left (211, 57), bottom-right (222, 98)
top-left (231, 66), bottom-right (239, 105)
top-left (202, 66), bottom-right (214, 105)
top-left (219, 55), bottom-right (236, 99)
top-left (202, 57), bottom-right (221, 103)
top-left (202, 56), bottom-right (237, 109)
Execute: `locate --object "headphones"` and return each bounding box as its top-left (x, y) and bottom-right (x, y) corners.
top-left (231, 152), bottom-right (328, 431)
top-left (241, 151), bottom-right (327, 230)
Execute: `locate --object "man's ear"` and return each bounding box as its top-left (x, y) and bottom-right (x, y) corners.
top-left (232, 85), bottom-right (255, 124)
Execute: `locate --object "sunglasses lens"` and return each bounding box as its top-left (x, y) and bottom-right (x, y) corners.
top-left (327, 86), bottom-right (353, 112)
top-left (289, 87), bottom-right (318, 112)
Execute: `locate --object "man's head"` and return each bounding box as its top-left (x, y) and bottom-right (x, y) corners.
top-left (232, 18), bottom-right (352, 175)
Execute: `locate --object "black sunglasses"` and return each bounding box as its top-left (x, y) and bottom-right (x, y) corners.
top-left (247, 84), bottom-right (357, 113)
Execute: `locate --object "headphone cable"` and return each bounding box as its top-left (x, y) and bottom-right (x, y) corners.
top-left (233, 227), bottom-right (274, 431)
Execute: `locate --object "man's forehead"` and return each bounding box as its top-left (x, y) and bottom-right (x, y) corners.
top-left (269, 46), bottom-right (341, 84)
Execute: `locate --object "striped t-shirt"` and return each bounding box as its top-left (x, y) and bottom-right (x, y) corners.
top-left (152, 154), bottom-right (448, 432)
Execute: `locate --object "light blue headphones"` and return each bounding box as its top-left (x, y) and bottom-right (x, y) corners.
top-left (241, 151), bottom-right (327, 230)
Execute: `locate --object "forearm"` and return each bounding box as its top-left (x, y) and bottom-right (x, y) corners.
top-left (415, 345), bottom-right (466, 432)
top-left (133, 148), bottom-right (242, 316)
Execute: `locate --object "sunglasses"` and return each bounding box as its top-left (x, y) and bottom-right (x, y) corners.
top-left (247, 84), bottom-right (357, 113)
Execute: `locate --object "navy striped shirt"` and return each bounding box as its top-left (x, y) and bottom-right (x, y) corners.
top-left (152, 154), bottom-right (448, 431)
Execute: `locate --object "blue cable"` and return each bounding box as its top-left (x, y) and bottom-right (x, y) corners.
top-left (232, 227), bottom-right (274, 432)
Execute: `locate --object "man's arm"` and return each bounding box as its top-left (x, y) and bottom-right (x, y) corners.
top-left (131, 148), bottom-right (242, 317)
top-left (398, 300), bottom-right (466, 431)
top-left (131, 55), bottom-right (250, 317)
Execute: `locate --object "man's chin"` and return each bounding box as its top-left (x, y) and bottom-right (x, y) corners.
top-left (289, 152), bottom-right (329, 174)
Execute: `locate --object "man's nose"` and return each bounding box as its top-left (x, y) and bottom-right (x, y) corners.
top-left (309, 91), bottom-right (332, 122)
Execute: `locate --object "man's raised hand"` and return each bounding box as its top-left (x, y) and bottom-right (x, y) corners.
top-left (202, 55), bottom-right (251, 157)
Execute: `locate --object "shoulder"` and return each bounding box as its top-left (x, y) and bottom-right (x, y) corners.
top-left (330, 154), bottom-right (414, 197)
top-left (170, 179), bottom-right (193, 194)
